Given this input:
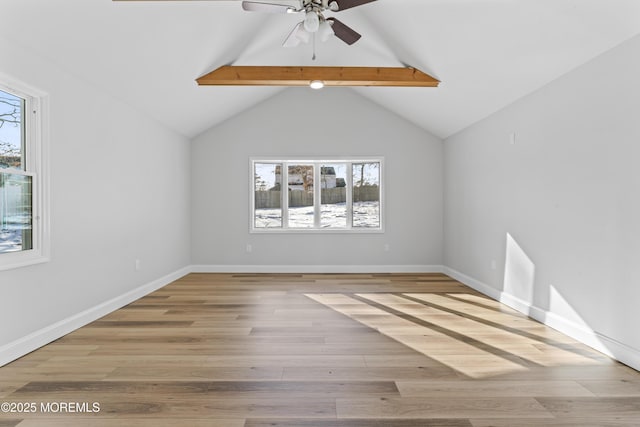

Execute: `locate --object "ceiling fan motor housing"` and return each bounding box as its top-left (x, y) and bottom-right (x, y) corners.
top-left (303, 0), bottom-right (338, 13)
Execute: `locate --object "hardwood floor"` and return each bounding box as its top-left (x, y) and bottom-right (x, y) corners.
top-left (1, 273), bottom-right (639, 426)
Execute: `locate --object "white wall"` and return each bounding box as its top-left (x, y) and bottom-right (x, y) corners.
top-left (191, 88), bottom-right (443, 271)
top-left (444, 34), bottom-right (640, 368)
top-left (0, 35), bottom-right (191, 363)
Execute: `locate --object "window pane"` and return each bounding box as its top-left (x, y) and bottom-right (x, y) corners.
top-left (254, 163), bottom-right (282, 228)
top-left (288, 164), bottom-right (314, 228)
top-left (251, 159), bottom-right (383, 233)
top-left (0, 172), bottom-right (33, 253)
top-left (352, 162), bottom-right (381, 228)
top-left (0, 89), bottom-right (24, 170)
top-left (321, 164), bottom-right (347, 228)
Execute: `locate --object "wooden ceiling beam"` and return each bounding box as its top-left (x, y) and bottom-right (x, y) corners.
top-left (196, 65), bottom-right (440, 88)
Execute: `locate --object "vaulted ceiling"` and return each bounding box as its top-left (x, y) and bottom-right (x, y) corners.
top-left (2, 0), bottom-right (640, 139)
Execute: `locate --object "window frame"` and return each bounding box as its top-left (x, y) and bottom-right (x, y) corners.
top-left (250, 157), bottom-right (384, 234)
top-left (0, 75), bottom-right (50, 271)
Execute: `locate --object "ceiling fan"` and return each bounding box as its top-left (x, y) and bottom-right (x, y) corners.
top-left (241, 0), bottom-right (377, 49)
top-left (113, 0), bottom-right (438, 88)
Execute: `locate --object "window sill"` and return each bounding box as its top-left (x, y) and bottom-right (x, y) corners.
top-left (0, 251), bottom-right (49, 272)
top-left (250, 228), bottom-right (385, 234)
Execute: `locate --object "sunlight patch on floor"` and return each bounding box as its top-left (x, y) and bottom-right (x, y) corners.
top-left (306, 291), bottom-right (602, 379)
top-left (305, 293), bottom-right (527, 378)
top-left (362, 293), bottom-right (602, 368)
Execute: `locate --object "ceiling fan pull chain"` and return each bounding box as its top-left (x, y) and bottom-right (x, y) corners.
top-left (312, 32), bottom-right (317, 60)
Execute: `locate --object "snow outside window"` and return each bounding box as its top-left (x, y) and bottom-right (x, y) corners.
top-left (251, 158), bottom-right (383, 233)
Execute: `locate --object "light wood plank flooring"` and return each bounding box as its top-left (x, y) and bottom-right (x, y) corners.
top-left (1, 273), bottom-right (639, 426)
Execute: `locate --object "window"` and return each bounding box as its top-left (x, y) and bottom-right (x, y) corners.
top-left (0, 78), bottom-right (48, 270)
top-left (251, 158), bottom-right (383, 232)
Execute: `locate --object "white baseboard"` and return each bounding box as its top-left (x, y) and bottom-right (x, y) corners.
top-left (442, 266), bottom-right (640, 372)
top-left (191, 264), bottom-right (445, 274)
top-left (0, 264), bottom-right (442, 367)
top-left (6, 264), bottom-right (637, 373)
top-left (0, 266), bottom-right (191, 368)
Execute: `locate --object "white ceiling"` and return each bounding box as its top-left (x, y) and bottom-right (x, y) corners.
top-left (2, 0), bottom-right (640, 139)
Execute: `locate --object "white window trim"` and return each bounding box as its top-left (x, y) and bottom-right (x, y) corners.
top-left (250, 157), bottom-right (384, 234)
top-left (0, 74), bottom-right (50, 271)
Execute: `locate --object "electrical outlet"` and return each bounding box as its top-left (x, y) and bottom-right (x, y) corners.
top-left (135, 259), bottom-right (142, 271)
top-left (491, 260), bottom-right (497, 270)
top-left (246, 244), bottom-right (253, 253)
top-left (384, 244), bottom-right (390, 252)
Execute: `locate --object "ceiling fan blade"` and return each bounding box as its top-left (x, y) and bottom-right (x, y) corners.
top-left (330, 0), bottom-right (377, 12)
top-left (242, 1), bottom-right (296, 14)
top-left (327, 18), bottom-right (361, 45)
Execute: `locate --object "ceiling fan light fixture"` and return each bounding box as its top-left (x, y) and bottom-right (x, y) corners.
top-left (318, 20), bottom-right (335, 42)
top-left (310, 80), bottom-right (325, 90)
top-left (303, 10), bottom-right (320, 33)
top-left (295, 24), bottom-right (311, 44)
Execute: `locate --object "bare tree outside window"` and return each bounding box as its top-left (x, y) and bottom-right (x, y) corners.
top-left (0, 92), bottom-right (23, 170)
